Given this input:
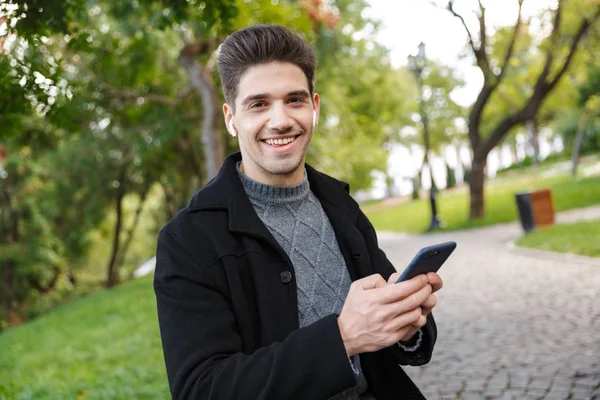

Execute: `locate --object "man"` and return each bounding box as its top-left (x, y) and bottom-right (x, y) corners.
top-left (154, 24), bottom-right (443, 400)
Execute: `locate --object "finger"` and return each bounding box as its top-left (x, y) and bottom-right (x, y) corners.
top-left (387, 272), bottom-right (400, 285)
top-left (355, 274), bottom-right (387, 290)
top-left (427, 272), bottom-right (443, 293)
top-left (395, 284), bottom-right (432, 315)
top-left (377, 274), bottom-right (429, 304)
top-left (373, 276), bottom-right (388, 289)
top-left (388, 307), bottom-right (422, 333)
top-left (400, 315), bottom-right (428, 342)
top-left (400, 327), bottom-right (419, 343)
top-left (421, 294), bottom-right (437, 316)
top-left (389, 326), bottom-right (413, 346)
top-left (381, 284), bottom-right (432, 318)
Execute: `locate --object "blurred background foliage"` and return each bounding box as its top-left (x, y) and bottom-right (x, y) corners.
top-left (0, 0), bottom-right (599, 331)
top-left (0, 0), bottom-right (424, 329)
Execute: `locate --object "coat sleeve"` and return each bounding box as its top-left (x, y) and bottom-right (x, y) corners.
top-left (356, 210), bottom-right (438, 366)
top-left (154, 229), bottom-right (357, 400)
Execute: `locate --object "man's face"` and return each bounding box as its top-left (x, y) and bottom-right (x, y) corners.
top-left (224, 62), bottom-right (319, 186)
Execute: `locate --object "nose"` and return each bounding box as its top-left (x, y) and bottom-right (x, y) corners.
top-left (267, 103), bottom-right (294, 132)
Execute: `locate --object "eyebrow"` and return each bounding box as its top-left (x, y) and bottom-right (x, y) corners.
top-left (240, 90), bottom-right (310, 106)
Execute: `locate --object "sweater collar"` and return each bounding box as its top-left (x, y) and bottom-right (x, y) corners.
top-left (187, 152), bottom-right (358, 234)
top-left (236, 161), bottom-right (310, 205)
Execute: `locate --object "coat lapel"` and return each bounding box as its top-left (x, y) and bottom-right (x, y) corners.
top-left (188, 153), bottom-right (282, 249)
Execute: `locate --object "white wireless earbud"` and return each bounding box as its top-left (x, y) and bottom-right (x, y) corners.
top-left (312, 110), bottom-right (317, 128)
top-left (228, 120), bottom-right (237, 137)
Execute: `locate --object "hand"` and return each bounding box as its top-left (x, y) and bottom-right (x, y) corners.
top-left (337, 273), bottom-right (432, 356)
top-left (387, 272), bottom-right (443, 342)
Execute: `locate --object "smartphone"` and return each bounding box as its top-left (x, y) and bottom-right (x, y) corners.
top-left (396, 241), bottom-right (457, 283)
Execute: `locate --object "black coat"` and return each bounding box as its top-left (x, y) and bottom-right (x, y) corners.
top-left (154, 152), bottom-right (437, 400)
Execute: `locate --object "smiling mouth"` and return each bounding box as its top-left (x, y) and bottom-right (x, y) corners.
top-left (262, 135), bottom-right (299, 147)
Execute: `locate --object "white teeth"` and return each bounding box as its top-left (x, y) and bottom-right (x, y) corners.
top-left (266, 137), bottom-right (296, 146)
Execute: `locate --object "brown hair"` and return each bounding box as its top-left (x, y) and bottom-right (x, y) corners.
top-left (217, 24), bottom-right (317, 110)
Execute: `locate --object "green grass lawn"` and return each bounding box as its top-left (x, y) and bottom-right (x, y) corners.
top-left (0, 275), bottom-right (169, 400)
top-left (516, 219), bottom-right (600, 258)
top-left (363, 161), bottom-right (600, 234)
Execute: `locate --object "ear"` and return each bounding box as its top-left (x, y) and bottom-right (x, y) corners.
top-left (223, 103), bottom-right (237, 137)
top-left (312, 93), bottom-right (320, 128)
top-left (228, 121), bottom-right (237, 137)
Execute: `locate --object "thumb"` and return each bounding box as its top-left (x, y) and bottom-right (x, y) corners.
top-left (387, 272), bottom-right (400, 285)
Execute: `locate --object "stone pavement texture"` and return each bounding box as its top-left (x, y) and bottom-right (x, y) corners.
top-left (377, 206), bottom-right (600, 400)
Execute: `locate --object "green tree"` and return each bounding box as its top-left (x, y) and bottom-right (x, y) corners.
top-left (445, 0), bottom-right (600, 219)
top-left (308, 0), bottom-right (416, 191)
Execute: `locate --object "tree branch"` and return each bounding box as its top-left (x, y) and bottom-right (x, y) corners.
top-left (448, 0), bottom-right (493, 75)
top-left (448, 0), bottom-right (492, 90)
top-left (447, 1), bottom-right (478, 57)
top-left (481, 103), bottom-right (536, 156)
top-left (479, 0), bottom-right (598, 157)
top-left (534, 1), bottom-right (563, 91)
top-left (547, 6), bottom-right (600, 89)
top-left (28, 267), bottom-right (60, 294)
top-left (495, 0), bottom-right (524, 86)
top-left (476, 0), bottom-right (489, 68)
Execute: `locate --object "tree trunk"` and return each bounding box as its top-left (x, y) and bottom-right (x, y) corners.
top-left (1, 259), bottom-right (17, 327)
top-left (469, 155), bottom-right (486, 219)
top-left (106, 170), bottom-right (126, 288)
top-left (527, 119), bottom-right (540, 167)
top-left (422, 156), bottom-right (429, 190)
top-left (414, 153), bottom-right (427, 200)
top-left (0, 173), bottom-right (20, 327)
top-left (114, 186), bottom-right (150, 275)
top-left (68, 269), bottom-right (77, 285)
top-left (179, 47), bottom-right (224, 181)
top-left (412, 174), bottom-right (420, 200)
top-left (571, 112), bottom-right (589, 177)
top-left (160, 180), bottom-right (178, 222)
top-left (417, 150), bottom-right (439, 193)
top-left (428, 160), bottom-right (439, 190)
top-left (419, 83), bottom-right (438, 191)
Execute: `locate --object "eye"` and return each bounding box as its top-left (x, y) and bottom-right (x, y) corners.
top-left (250, 101), bottom-right (266, 109)
top-left (288, 97), bottom-right (306, 104)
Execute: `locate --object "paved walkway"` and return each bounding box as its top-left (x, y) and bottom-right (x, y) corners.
top-left (378, 206), bottom-right (600, 400)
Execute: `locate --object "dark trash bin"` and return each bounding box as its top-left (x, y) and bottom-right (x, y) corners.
top-left (515, 188), bottom-right (555, 233)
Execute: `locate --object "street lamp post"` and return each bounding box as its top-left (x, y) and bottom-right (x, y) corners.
top-left (408, 42), bottom-right (441, 231)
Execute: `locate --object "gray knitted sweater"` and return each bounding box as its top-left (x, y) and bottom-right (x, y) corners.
top-left (237, 164), bottom-right (373, 400)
